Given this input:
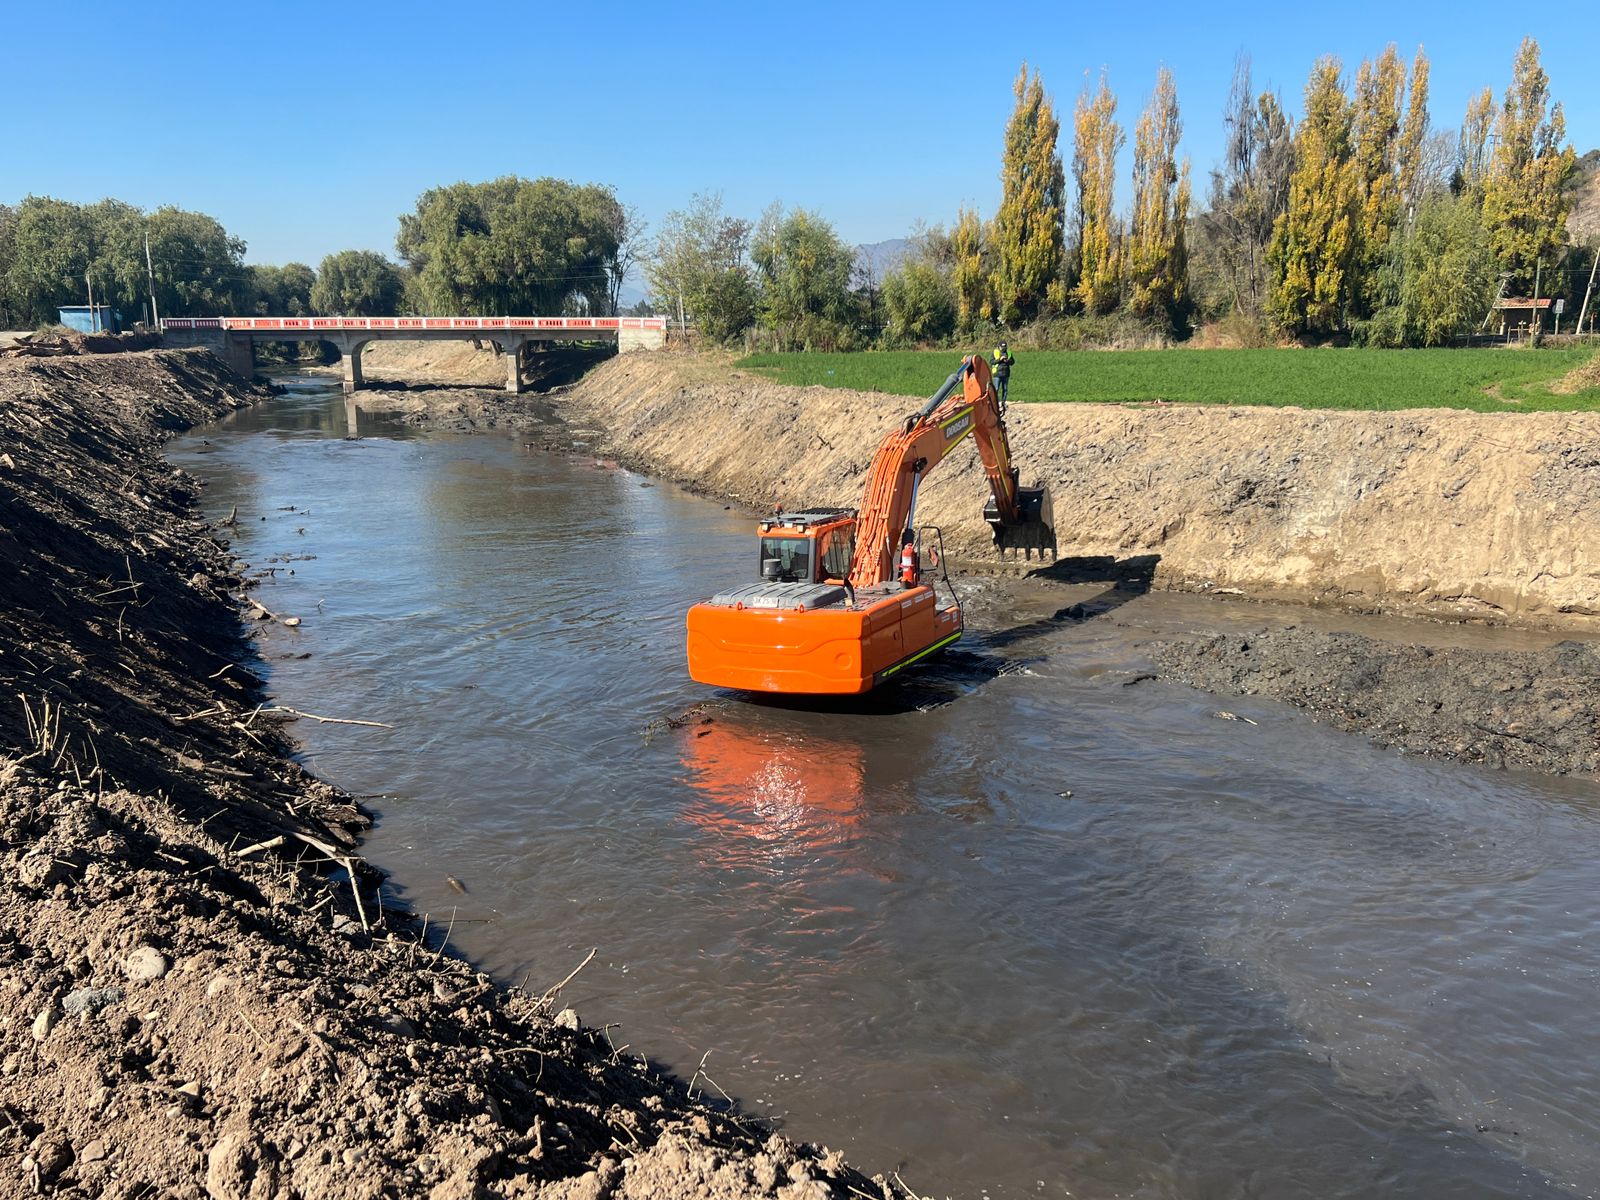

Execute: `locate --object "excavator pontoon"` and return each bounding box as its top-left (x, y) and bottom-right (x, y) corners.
top-left (686, 355), bottom-right (1054, 694)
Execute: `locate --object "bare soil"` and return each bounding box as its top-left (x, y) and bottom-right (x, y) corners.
top-left (1148, 627), bottom-right (1600, 776)
top-left (0, 349), bottom-right (882, 1199)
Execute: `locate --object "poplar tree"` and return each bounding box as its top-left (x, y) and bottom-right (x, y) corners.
top-left (1072, 70), bottom-right (1124, 314)
top-left (1395, 47), bottom-right (1431, 225)
top-left (1349, 45), bottom-right (1405, 316)
top-left (1480, 37), bottom-right (1577, 291)
top-left (1268, 57), bottom-right (1359, 334)
top-left (1455, 88), bottom-right (1495, 199)
top-left (1127, 67), bottom-right (1190, 324)
top-left (950, 207), bottom-right (992, 326)
top-left (994, 65), bottom-right (1066, 324)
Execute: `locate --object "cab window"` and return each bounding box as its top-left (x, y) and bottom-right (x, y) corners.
top-left (818, 528), bottom-right (855, 581)
top-left (759, 536), bottom-right (813, 582)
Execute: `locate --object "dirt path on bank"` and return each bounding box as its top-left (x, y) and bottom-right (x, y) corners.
top-left (0, 350), bottom-right (879, 1199)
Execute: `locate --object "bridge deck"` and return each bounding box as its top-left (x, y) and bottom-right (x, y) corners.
top-left (162, 315), bottom-right (664, 334)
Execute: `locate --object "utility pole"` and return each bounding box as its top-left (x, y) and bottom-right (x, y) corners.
top-left (144, 230), bottom-right (161, 327)
top-left (86, 271), bottom-right (96, 331)
top-left (1577, 248), bottom-right (1600, 339)
top-left (1531, 260), bottom-right (1542, 344)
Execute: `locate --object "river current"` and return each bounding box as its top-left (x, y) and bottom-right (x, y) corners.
top-left (170, 376), bottom-right (1600, 1199)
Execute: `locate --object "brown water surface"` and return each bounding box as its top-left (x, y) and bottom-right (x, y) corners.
top-left (171, 376), bottom-right (1600, 1199)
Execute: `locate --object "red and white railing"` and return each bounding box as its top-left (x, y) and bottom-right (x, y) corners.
top-left (161, 316), bottom-right (667, 332)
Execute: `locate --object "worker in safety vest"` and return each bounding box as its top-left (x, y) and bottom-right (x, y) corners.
top-left (990, 342), bottom-right (1015, 404)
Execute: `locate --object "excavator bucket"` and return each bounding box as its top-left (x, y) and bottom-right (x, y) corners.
top-left (984, 485), bottom-right (1056, 559)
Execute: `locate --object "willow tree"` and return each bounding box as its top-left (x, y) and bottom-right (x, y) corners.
top-left (1480, 37), bottom-right (1577, 291)
top-left (994, 65), bottom-right (1066, 324)
top-left (1268, 57), bottom-right (1359, 334)
top-left (1127, 67), bottom-right (1190, 323)
top-left (1072, 70), bottom-right (1124, 314)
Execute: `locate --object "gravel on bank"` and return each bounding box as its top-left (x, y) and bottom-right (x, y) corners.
top-left (0, 350), bottom-right (880, 1199)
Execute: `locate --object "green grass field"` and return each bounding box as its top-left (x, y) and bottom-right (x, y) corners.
top-left (734, 347), bottom-right (1600, 412)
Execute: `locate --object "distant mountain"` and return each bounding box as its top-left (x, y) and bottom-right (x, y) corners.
top-left (854, 238), bottom-right (911, 280)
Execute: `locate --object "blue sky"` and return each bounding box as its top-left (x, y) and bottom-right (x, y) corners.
top-left (1, 0), bottom-right (1592, 269)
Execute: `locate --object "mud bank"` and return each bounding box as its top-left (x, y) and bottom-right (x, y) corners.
top-left (0, 350), bottom-right (876, 1198)
top-left (554, 353), bottom-right (1600, 628)
top-left (1148, 626), bottom-right (1600, 776)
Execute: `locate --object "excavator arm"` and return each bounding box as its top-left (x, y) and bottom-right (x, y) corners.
top-left (846, 355), bottom-right (1054, 588)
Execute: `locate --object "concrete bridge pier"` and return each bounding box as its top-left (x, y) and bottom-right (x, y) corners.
top-left (330, 334), bottom-right (373, 395)
top-left (494, 335), bottom-right (528, 394)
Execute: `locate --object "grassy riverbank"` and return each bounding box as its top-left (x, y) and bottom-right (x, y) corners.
top-left (736, 347), bottom-right (1600, 411)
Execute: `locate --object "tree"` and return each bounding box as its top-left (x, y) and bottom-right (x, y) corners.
top-left (1203, 58), bottom-right (1293, 319)
top-left (1395, 47), bottom-right (1432, 226)
top-left (250, 263), bottom-right (316, 316)
top-left (1349, 45), bottom-right (1406, 316)
top-left (882, 259), bottom-right (956, 344)
top-left (645, 192), bottom-right (758, 344)
top-left (396, 177), bottom-right (624, 315)
top-left (1268, 58), bottom-right (1359, 335)
top-left (751, 204), bottom-right (856, 349)
top-left (311, 250), bottom-right (404, 316)
top-left (1365, 193), bottom-right (1496, 345)
top-left (0, 197), bottom-right (248, 327)
top-left (1480, 37), bottom-right (1577, 291)
top-left (603, 203), bottom-right (646, 317)
top-left (1072, 69), bottom-right (1124, 314)
top-left (950, 207), bottom-right (993, 327)
top-left (994, 65), bottom-right (1066, 323)
top-left (1455, 87), bottom-right (1496, 199)
top-left (1127, 67), bottom-right (1190, 325)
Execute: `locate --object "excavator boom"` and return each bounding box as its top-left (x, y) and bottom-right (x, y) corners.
top-left (848, 355), bottom-right (1054, 586)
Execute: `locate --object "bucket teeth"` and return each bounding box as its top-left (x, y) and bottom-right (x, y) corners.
top-left (985, 486), bottom-right (1056, 560)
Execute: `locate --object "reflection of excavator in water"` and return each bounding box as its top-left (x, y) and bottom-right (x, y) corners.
top-left (687, 354), bottom-right (1054, 694)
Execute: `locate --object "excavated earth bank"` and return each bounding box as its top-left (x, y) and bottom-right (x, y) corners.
top-left (555, 354), bottom-right (1600, 626)
top-left (0, 349), bottom-right (878, 1199)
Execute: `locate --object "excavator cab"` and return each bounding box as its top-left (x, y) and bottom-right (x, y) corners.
top-left (756, 510), bottom-right (857, 585)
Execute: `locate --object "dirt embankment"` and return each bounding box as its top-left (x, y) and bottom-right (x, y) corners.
top-left (0, 350), bottom-right (877, 1199)
top-left (553, 354), bottom-right (1600, 627)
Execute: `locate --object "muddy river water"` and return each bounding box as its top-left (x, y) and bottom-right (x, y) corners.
top-left (172, 377), bottom-right (1600, 1199)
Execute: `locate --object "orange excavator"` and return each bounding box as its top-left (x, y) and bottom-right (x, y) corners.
top-left (686, 354), bottom-right (1054, 694)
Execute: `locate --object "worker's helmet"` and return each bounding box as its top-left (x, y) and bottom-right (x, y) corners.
top-left (999, 341), bottom-right (1008, 349)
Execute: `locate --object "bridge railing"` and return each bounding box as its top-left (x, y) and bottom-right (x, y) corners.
top-left (160, 316), bottom-right (667, 333)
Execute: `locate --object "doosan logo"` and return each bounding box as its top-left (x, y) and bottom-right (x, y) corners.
top-left (942, 414), bottom-right (973, 441)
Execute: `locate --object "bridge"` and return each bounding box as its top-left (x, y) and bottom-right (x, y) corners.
top-left (160, 315), bottom-right (667, 393)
